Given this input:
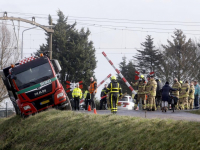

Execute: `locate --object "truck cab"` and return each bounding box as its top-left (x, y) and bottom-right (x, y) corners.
top-left (0, 54), bottom-right (71, 117)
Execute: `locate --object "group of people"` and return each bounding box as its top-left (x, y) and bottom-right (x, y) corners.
top-left (72, 77), bottom-right (97, 111)
top-left (131, 74), bottom-right (157, 111)
top-left (161, 79), bottom-right (200, 111)
top-left (72, 73), bottom-right (200, 113)
top-left (132, 74), bottom-right (200, 112)
top-left (72, 75), bottom-right (122, 114)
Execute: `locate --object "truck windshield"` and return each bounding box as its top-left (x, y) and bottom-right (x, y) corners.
top-left (15, 62), bottom-right (53, 90)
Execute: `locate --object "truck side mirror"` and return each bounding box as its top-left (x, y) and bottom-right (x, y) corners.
top-left (51, 59), bottom-right (62, 74)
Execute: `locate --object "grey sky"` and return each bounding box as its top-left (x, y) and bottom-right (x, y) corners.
top-left (1, 0), bottom-right (200, 99)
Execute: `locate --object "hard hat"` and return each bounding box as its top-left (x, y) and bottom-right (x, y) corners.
top-left (111, 76), bottom-right (116, 80)
top-left (180, 81), bottom-right (183, 84)
top-left (140, 75), bottom-right (144, 78)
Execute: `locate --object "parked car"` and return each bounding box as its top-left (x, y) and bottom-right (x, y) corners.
top-left (117, 95), bottom-right (135, 110)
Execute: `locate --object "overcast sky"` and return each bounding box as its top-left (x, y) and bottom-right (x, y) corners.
top-left (1, 0), bottom-right (200, 100)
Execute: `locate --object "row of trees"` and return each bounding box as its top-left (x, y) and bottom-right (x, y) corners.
top-left (118, 29), bottom-right (200, 94)
top-left (1, 10), bottom-right (200, 100)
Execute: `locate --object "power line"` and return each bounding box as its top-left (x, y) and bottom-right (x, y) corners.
top-left (67, 18), bottom-right (200, 27)
top-left (7, 11), bottom-right (200, 24)
top-left (76, 21), bottom-right (200, 32)
top-left (4, 12), bottom-right (200, 35)
top-left (75, 22), bottom-right (200, 35)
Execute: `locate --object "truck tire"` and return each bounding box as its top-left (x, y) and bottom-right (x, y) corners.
top-left (11, 99), bottom-right (20, 115)
top-left (57, 95), bottom-right (72, 111)
top-left (64, 95), bottom-right (72, 110)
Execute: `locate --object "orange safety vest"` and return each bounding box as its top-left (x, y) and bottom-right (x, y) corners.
top-left (89, 81), bottom-right (97, 94)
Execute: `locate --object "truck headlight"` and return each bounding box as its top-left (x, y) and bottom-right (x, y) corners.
top-left (23, 105), bottom-right (31, 110)
top-left (57, 92), bottom-right (64, 98)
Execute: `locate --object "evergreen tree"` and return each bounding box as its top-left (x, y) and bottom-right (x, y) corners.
top-left (117, 56), bottom-right (136, 95)
top-left (35, 10), bottom-right (97, 98)
top-left (134, 35), bottom-right (162, 76)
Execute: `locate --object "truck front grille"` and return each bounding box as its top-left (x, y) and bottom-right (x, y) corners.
top-left (32, 94), bottom-right (54, 111)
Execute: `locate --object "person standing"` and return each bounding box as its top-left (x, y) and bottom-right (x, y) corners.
top-left (100, 84), bottom-right (107, 110)
top-left (106, 92), bottom-right (110, 109)
top-left (105, 76), bottom-right (122, 114)
top-left (72, 83), bottom-right (82, 111)
top-left (179, 80), bottom-right (190, 110)
top-left (155, 79), bottom-right (162, 110)
top-left (147, 74), bottom-right (157, 111)
top-left (160, 82), bottom-right (177, 112)
top-left (188, 82), bottom-right (195, 109)
top-left (194, 81), bottom-right (200, 109)
top-left (131, 75), bottom-right (146, 110)
top-left (172, 78), bottom-right (181, 110)
top-left (89, 77), bottom-right (97, 110)
top-left (145, 75), bottom-right (151, 110)
top-left (84, 86), bottom-right (91, 110)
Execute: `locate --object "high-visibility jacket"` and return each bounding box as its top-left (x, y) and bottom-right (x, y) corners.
top-left (149, 79), bottom-right (157, 97)
top-left (172, 81), bottom-right (181, 96)
top-left (132, 80), bottom-right (146, 95)
top-left (84, 90), bottom-right (91, 99)
top-left (105, 80), bottom-right (122, 96)
top-left (189, 85), bottom-right (195, 99)
top-left (89, 81), bottom-right (97, 94)
top-left (72, 88), bottom-right (82, 98)
top-left (179, 83), bottom-right (190, 98)
top-left (145, 80), bottom-right (151, 95)
top-left (101, 87), bottom-right (107, 97)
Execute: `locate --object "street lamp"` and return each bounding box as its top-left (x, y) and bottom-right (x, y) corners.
top-left (21, 27), bottom-right (37, 59)
top-left (21, 25), bottom-right (55, 59)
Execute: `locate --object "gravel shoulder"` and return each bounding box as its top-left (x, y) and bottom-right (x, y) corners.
top-left (81, 109), bottom-right (200, 122)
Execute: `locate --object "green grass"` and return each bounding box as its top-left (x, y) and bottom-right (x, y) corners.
top-left (188, 109), bottom-right (200, 115)
top-left (1, 110), bottom-right (200, 150)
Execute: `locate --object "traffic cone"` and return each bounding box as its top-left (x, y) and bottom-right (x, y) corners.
top-left (94, 108), bottom-right (97, 114)
top-left (88, 105), bottom-right (91, 111)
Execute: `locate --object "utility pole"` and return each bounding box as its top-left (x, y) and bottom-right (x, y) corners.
top-left (18, 20), bottom-right (20, 56)
top-left (0, 12), bottom-right (54, 59)
top-left (49, 19), bottom-right (52, 59)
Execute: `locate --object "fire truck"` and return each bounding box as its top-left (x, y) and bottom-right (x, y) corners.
top-left (0, 54), bottom-right (71, 117)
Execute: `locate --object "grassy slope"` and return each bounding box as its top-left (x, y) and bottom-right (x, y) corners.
top-left (0, 110), bottom-right (200, 150)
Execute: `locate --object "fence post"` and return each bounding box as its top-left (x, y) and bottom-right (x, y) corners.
top-left (6, 102), bottom-right (8, 118)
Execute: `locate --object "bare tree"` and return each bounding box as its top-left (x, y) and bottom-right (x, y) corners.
top-left (157, 29), bottom-right (200, 84)
top-left (0, 22), bottom-right (19, 103)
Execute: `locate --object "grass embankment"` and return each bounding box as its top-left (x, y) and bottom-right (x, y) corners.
top-left (0, 110), bottom-right (200, 150)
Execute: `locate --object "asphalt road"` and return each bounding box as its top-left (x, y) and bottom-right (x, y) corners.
top-left (80, 109), bottom-right (200, 122)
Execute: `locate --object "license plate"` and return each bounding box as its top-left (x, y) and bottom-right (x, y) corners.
top-left (118, 103), bottom-right (121, 106)
top-left (40, 100), bottom-right (50, 105)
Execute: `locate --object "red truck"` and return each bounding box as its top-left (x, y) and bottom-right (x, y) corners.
top-left (0, 54), bottom-right (71, 117)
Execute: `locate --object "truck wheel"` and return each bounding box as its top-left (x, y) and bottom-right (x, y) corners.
top-left (64, 95), bottom-right (72, 110)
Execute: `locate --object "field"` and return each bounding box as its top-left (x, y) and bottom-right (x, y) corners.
top-left (0, 109), bottom-right (200, 150)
